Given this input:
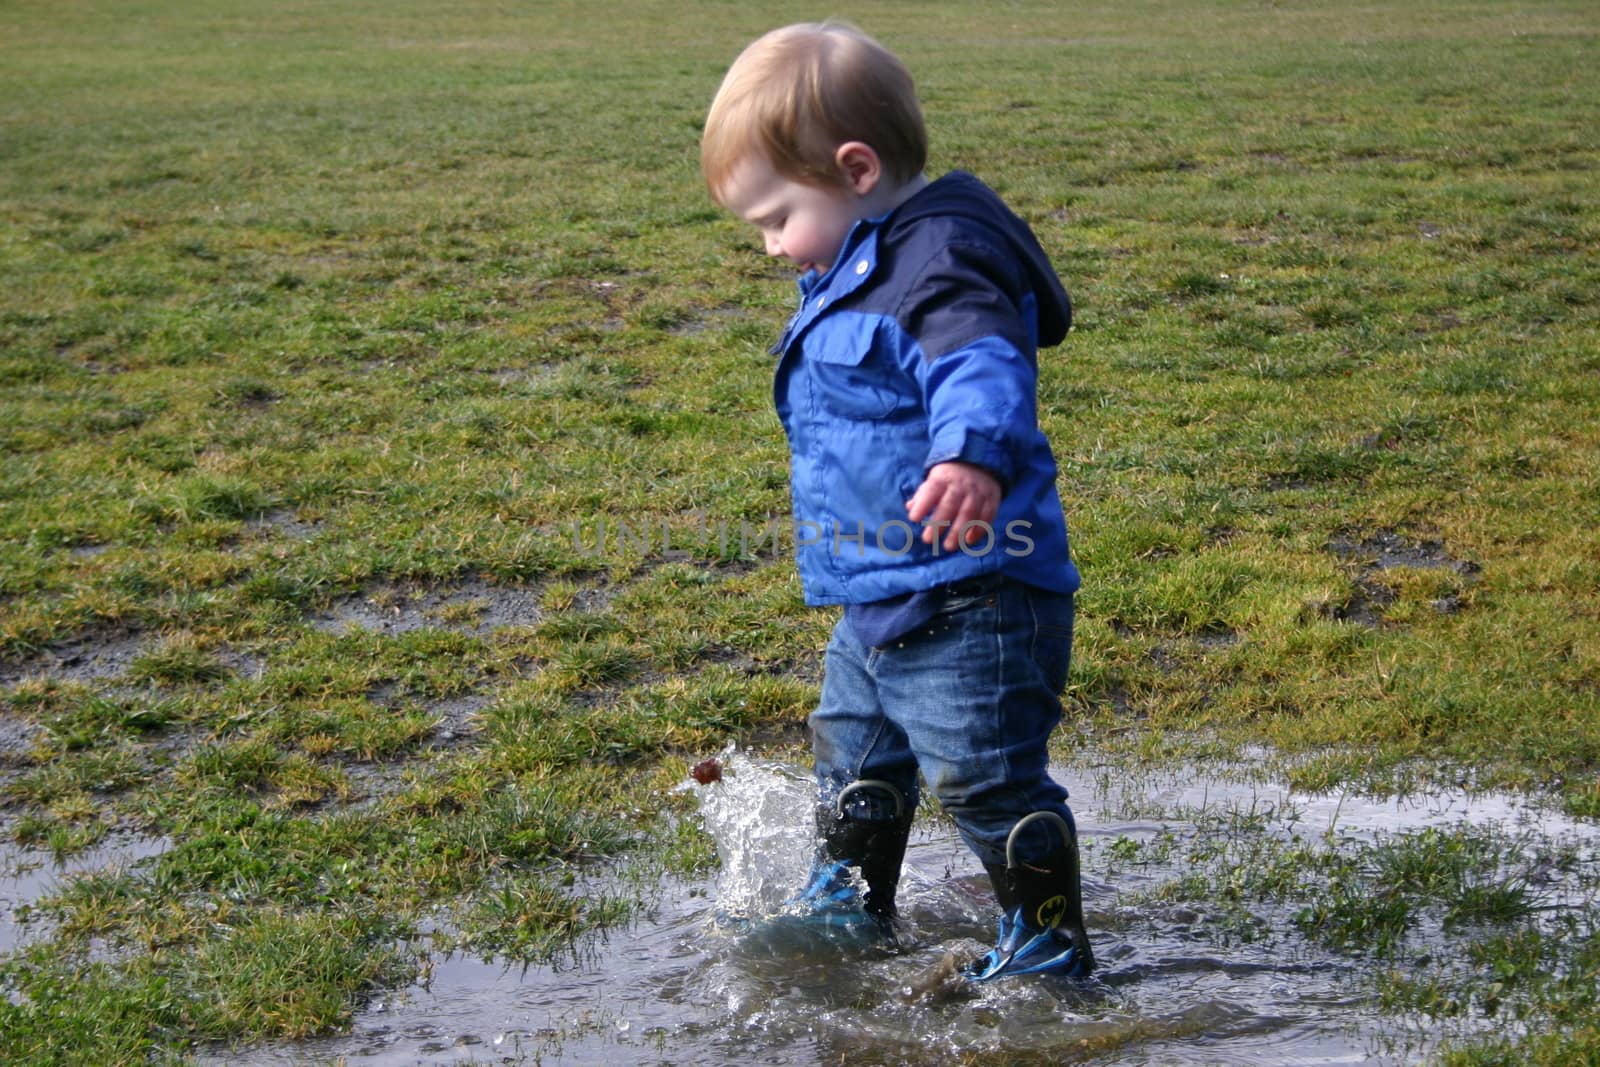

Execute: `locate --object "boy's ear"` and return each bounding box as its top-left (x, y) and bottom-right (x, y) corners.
top-left (834, 141), bottom-right (882, 196)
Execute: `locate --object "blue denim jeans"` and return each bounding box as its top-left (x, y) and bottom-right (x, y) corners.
top-left (809, 578), bottom-right (1078, 869)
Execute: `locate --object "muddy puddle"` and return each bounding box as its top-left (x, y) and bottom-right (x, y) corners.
top-left (203, 753), bottom-right (1600, 1066)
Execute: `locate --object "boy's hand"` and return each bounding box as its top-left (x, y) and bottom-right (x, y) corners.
top-left (906, 461), bottom-right (1002, 552)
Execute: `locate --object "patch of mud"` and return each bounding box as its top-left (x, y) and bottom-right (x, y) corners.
top-left (562, 583), bottom-right (616, 614)
top-left (666, 306), bottom-right (757, 337)
top-left (334, 693), bottom-right (493, 810)
top-left (1148, 631), bottom-right (1240, 673)
top-left (1322, 578), bottom-right (1396, 627)
top-left (489, 365), bottom-right (562, 388)
top-left (0, 630), bottom-right (149, 688)
top-left (214, 645), bottom-right (267, 681)
top-left (0, 715), bottom-right (45, 781)
top-left (249, 509), bottom-right (322, 542)
top-left (2, 634), bottom-right (266, 692)
top-left (1327, 531), bottom-right (1479, 576)
top-left (1323, 531), bottom-right (1480, 626)
top-left (311, 580), bottom-right (543, 637)
top-left (584, 279), bottom-right (637, 335)
top-left (425, 693), bottom-right (492, 748)
top-left (359, 689), bottom-right (488, 746)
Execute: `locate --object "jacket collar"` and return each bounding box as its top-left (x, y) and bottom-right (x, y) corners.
top-left (772, 218), bottom-right (884, 355)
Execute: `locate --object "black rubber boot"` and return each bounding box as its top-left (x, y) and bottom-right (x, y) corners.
top-left (982, 839), bottom-right (1094, 973)
top-left (816, 799), bottom-right (914, 922)
top-left (968, 811), bottom-right (1094, 980)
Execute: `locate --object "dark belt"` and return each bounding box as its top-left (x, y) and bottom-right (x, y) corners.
top-left (943, 572), bottom-right (1006, 598)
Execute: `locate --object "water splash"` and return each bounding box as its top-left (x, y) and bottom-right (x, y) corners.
top-left (689, 746), bottom-right (815, 919)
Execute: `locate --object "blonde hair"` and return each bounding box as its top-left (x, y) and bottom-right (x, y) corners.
top-left (702, 22), bottom-right (926, 200)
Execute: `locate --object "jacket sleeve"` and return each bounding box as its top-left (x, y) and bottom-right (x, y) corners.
top-left (893, 236), bottom-right (1043, 489)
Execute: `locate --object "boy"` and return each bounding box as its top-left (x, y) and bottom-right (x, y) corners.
top-left (701, 22), bottom-right (1093, 980)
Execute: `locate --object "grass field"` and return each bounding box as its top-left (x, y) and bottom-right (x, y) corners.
top-left (2, 0), bottom-right (1598, 1062)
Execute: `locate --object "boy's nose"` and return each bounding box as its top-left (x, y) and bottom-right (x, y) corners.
top-left (764, 232), bottom-right (782, 257)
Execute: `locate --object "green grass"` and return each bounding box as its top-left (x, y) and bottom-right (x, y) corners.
top-left (1, 0), bottom-right (1598, 1061)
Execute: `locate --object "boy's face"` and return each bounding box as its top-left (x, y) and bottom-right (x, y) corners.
top-left (720, 153), bottom-right (867, 277)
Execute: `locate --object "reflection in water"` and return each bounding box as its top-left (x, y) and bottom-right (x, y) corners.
top-left (204, 752), bottom-right (1599, 1065)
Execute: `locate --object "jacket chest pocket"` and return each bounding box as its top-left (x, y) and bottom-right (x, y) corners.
top-left (804, 320), bottom-right (916, 421)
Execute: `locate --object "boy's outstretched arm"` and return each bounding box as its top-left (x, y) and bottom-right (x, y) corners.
top-left (906, 461), bottom-right (1002, 551)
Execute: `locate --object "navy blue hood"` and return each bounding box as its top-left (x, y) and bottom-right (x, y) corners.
top-left (881, 171), bottom-right (1072, 347)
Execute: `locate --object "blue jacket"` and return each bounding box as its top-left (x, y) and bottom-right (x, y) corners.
top-left (772, 171), bottom-right (1080, 605)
